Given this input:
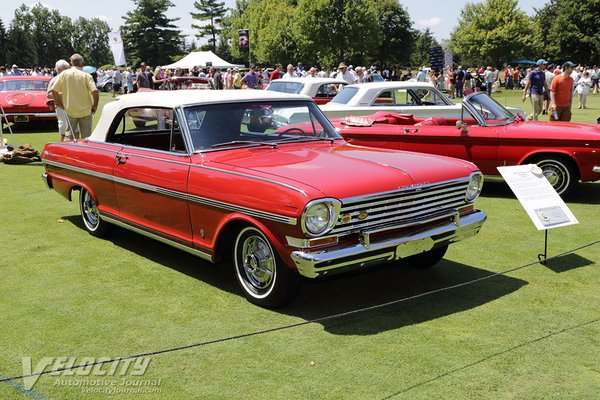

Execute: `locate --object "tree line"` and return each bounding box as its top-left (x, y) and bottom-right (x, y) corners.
top-left (1, 0), bottom-right (598, 70)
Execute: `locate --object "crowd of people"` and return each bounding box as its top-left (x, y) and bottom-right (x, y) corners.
top-left (2, 56), bottom-right (599, 137)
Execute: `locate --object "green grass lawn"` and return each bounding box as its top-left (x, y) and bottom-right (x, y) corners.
top-left (0, 92), bottom-right (598, 399)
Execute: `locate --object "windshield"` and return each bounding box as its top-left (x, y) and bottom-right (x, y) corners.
top-left (329, 87), bottom-right (358, 104)
top-left (0, 79), bottom-right (48, 91)
top-left (466, 93), bottom-right (515, 126)
top-left (266, 81), bottom-right (304, 94)
top-left (183, 100), bottom-right (342, 151)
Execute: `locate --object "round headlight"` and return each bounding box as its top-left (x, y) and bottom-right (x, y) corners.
top-left (466, 173), bottom-right (483, 201)
top-left (302, 199), bottom-right (340, 236)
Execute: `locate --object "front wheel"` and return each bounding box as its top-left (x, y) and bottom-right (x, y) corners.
top-left (233, 226), bottom-right (300, 308)
top-left (402, 245), bottom-right (448, 269)
top-left (529, 156), bottom-right (578, 196)
top-left (79, 188), bottom-right (111, 237)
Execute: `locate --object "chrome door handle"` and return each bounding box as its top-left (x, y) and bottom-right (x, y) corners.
top-left (115, 154), bottom-right (128, 164)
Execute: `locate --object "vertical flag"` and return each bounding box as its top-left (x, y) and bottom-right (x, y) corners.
top-left (238, 29), bottom-right (249, 51)
top-left (108, 31), bottom-right (126, 66)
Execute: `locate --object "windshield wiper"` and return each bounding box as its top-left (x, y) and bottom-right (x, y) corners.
top-left (275, 136), bottom-right (336, 144)
top-left (209, 140), bottom-right (278, 149)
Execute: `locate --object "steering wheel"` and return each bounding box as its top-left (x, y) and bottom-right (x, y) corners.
top-left (277, 127), bottom-right (306, 137)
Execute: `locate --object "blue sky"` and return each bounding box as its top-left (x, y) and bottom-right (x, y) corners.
top-left (1, 0), bottom-right (549, 43)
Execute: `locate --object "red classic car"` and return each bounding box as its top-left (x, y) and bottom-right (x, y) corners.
top-left (334, 92), bottom-right (600, 196)
top-left (41, 90), bottom-right (486, 308)
top-left (0, 76), bottom-right (56, 125)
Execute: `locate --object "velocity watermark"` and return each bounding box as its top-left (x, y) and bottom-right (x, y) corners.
top-left (21, 356), bottom-right (161, 395)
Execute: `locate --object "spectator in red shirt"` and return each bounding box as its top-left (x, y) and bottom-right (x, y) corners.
top-left (549, 61), bottom-right (576, 121)
top-left (269, 63), bottom-right (282, 81)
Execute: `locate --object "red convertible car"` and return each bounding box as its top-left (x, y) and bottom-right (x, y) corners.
top-left (41, 91), bottom-right (486, 308)
top-left (334, 92), bottom-right (600, 196)
top-left (0, 76), bottom-right (56, 125)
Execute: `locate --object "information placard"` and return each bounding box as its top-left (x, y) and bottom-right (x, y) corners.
top-left (497, 164), bottom-right (578, 230)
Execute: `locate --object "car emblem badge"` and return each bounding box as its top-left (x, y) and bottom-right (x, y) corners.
top-left (358, 212), bottom-right (368, 220)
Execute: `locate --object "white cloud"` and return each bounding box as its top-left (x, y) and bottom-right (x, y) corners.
top-left (95, 15), bottom-right (113, 23)
top-left (416, 17), bottom-right (442, 28)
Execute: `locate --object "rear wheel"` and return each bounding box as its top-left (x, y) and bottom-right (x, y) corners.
top-left (529, 155), bottom-right (578, 196)
top-left (79, 188), bottom-right (111, 237)
top-left (402, 245), bottom-right (448, 269)
top-left (233, 226), bottom-right (300, 308)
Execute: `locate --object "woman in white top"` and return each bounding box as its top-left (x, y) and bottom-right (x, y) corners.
top-left (576, 71), bottom-right (592, 109)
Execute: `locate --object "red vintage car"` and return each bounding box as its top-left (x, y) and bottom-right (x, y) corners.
top-left (41, 90), bottom-right (486, 308)
top-left (0, 76), bottom-right (56, 125)
top-left (334, 92), bottom-right (600, 196)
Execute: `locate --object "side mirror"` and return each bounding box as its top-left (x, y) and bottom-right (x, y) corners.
top-left (456, 120), bottom-right (468, 134)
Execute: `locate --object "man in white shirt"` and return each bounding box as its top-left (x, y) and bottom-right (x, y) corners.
top-left (337, 62), bottom-right (358, 84)
top-left (47, 59), bottom-right (71, 141)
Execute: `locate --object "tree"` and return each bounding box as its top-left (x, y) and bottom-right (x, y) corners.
top-left (293, 0), bottom-right (378, 67)
top-left (0, 19), bottom-right (7, 66)
top-left (29, 4), bottom-right (73, 66)
top-left (450, 0), bottom-right (540, 66)
top-left (5, 5), bottom-right (37, 67)
top-left (535, 0), bottom-right (600, 65)
top-left (374, 0), bottom-right (414, 68)
top-left (191, 0), bottom-right (227, 53)
top-left (72, 17), bottom-right (111, 67)
top-left (121, 0), bottom-right (183, 67)
top-left (411, 29), bottom-right (439, 69)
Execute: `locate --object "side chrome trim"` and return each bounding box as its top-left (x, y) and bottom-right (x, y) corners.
top-left (593, 166), bottom-right (600, 173)
top-left (43, 158), bottom-right (114, 181)
top-left (42, 159), bottom-right (297, 225)
top-left (101, 214), bottom-right (213, 262)
top-left (186, 193), bottom-right (297, 225)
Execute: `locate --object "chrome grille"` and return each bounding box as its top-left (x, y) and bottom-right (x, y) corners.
top-left (332, 178), bottom-right (470, 235)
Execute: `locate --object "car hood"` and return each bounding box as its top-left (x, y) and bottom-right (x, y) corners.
top-left (204, 142), bottom-right (478, 199)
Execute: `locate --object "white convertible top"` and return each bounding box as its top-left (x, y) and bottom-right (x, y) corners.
top-left (89, 90), bottom-right (311, 141)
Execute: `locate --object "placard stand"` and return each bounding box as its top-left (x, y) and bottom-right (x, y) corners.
top-left (538, 230), bottom-right (548, 265)
top-left (497, 165), bottom-right (579, 266)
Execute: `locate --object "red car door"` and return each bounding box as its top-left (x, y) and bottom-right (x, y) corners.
top-left (395, 124), bottom-right (501, 175)
top-left (113, 148), bottom-right (193, 245)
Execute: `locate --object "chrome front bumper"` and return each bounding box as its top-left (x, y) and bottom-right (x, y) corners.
top-left (291, 211), bottom-right (487, 278)
top-left (4, 112), bottom-right (56, 118)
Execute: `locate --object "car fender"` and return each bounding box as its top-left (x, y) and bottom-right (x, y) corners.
top-left (212, 212), bottom-right (297, 270)
top-left (517, 148), bottom-right (579, 170)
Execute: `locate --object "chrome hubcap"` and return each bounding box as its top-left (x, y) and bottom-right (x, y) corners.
top-left (82, 191), bottom-right (99, 228)
top-left (537, 161), bottom-right (568, 193)
top-left (241, 235), bottom-right (274, 290)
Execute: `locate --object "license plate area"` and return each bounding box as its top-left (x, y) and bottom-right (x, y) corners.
top-left (396, 237), bottom-right (434, 259)
top-left (14, 115), bottom-right (29, 123)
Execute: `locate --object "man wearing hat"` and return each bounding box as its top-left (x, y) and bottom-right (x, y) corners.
top-left (549, 61), bottom-right (576, 122)
top-left (337, 62), bottom-right (358, 84)
top-left (521, 59), bottom-right (549, 120)
top-left (9, 64), bottom-right (21, 76)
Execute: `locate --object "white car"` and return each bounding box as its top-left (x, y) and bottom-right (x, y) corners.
top-left (266, 78), bottom-right (347, 105)
top-left (320, 81), bottom-right (524, 119)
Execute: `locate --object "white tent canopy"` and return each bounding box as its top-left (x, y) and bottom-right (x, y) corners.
top-left (161, 51), bottom-right (243, 70)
